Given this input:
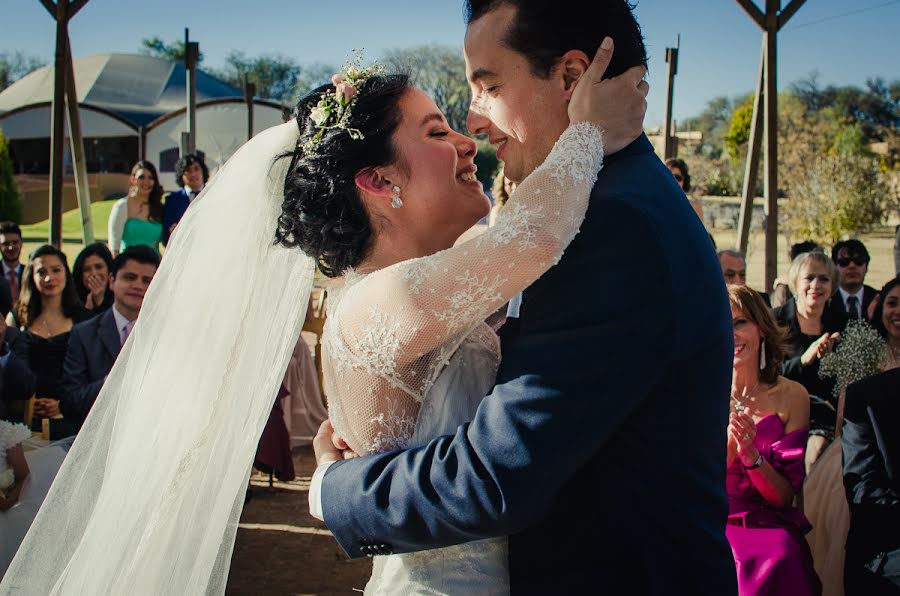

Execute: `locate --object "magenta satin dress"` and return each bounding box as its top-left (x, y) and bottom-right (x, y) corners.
top-left (726, 414), bottom-right (822, 596)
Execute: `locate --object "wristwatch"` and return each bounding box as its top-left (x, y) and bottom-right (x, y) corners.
top-left (745, 454), bottom-right (764, 470)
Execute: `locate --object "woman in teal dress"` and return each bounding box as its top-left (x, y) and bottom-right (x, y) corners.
top-left (108, 160), bottom-right (164, 256)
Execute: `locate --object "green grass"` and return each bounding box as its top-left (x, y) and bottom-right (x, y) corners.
top-left (21, 200), bottom-right (116, 243)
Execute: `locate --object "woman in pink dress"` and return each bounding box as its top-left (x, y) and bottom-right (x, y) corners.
top-left (726, 285), bottom-right (822, 595)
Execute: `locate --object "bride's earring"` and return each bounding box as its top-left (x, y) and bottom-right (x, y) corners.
top-left (759, 339), bottom-right (766, 370)
top-left (391, 185), bottom-right (403, 209)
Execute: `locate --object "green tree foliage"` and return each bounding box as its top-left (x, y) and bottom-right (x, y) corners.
top-left (382, 45), bottom-right (470, 134)
top-left (139, 36), bottom-right (205, 63)
top-left (725, 98), bottom-right (754, 162)
top-left (210, 53), bottom-right (334, 102)
top-left (0, 51), bottom-right (45, 92)
top-left (473, 141), bottom-right (498, 187)
top-left (0, 130), bottom-right (23, 222)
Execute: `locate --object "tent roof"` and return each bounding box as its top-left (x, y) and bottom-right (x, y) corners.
top-left (0, 53), bottom-right (241, 126)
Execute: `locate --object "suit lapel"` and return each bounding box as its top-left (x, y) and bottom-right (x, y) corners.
top-left (98, 310), bottom-right (122, 359)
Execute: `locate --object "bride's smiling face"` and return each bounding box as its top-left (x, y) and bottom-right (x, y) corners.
top-left (383, 88), bottom-right (491, 249)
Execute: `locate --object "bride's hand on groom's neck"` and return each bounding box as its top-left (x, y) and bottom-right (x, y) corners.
top-left (313, 420), bottom-right (359, 466)
top-left (567, 36), bottom-right (649, 155)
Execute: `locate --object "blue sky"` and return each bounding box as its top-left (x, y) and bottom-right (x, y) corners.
top-left (3, 0), bottom-right (899, 127)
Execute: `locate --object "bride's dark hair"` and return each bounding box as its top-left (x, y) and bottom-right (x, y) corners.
top-left (276, 74), bottom-right (411, 277)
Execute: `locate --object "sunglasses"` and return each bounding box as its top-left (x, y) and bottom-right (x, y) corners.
top-left (836, 256), bottom-right (867, 267)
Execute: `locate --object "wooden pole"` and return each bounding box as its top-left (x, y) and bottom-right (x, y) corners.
top-left (64, 38), bottom-right (94, 244)
top-left (763, 0), bottom-right (780, 292)
top-left (245, 82), bottom-right (256, 141)
top-left (48, 0), bottom-right (68, 247)
top-left (184, 29), bottom-right (198, 155)
top-left (736, 39), bottom-right (766, 254)
top-left (663, 36), bottom-right (679, 159)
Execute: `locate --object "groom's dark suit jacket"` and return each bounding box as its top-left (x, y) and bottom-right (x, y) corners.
top-left (322, 135), bottom-right (737, 594)
top-left (59, 308), bottom-right (122, 426)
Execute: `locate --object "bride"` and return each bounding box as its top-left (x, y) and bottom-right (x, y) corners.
top-left (1, 42), bottom-right (645, 595)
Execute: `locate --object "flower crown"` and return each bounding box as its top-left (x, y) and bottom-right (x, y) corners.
top-left (303, 51), bottom-right (386, 154)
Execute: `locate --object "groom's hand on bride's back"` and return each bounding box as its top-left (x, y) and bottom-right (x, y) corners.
top-left (568, 36), bottom-right (649, 155)
top-left (313, 420), bottom-right (358, 466)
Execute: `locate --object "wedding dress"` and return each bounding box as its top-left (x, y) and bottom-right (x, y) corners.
top-left (321, 121), bottom-right (605, 594)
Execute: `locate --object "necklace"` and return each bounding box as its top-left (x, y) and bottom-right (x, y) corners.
top-left (730, 380), bottom-right (761, 413)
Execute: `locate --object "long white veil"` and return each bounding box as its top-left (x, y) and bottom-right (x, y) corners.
top-left (0, 122), bottom-right (315, 595)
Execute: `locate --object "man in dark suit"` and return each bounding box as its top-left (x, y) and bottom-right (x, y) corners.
top-left (60, 246), bottom-right (159, 426)
top-left (162, 153), bottom-right (208, 246)
top-left (828, 239), bottom-right (878, 321)
top-left (718, 248), bottom-right (771, 306)
top-left (842, 367), bottom-right (900, 594)
top-left (309, 2), bottom-right (737, 593)
top-left (0, 316), bottom-right (36, 422)
top-left (0, 221), bottom-right (25, 304)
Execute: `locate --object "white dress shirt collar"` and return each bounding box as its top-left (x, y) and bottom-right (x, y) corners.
top-left (111, 304), bottom-right (135, 345)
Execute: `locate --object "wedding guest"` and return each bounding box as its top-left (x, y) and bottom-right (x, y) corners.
top-left (774, 251), bottom-right (847, 472)
top-left (0, 316), bottom-right (35, 422)
top-left (488, 165), bottom-right (516, 227)
top-left (0, 415), bottom-right (69, 578)
top-left (871, 276), bottom-right (900, 370)
top-left (60, 246), bottom-right (160, 427)
top-left (842, 367), bottom-right (900, 594)
top-left (108, 161), bottom-right (164, 256)
top-left (827, 239), bottom-right (877, 322)
top-left (72, 243), bottom-right (114, 315)
top-left (665, 157), bottom-right (704, 223)
top-left (5, 245), bottom-right (90, 439)
top-left (718, 248), bottom-right (770, 306)
top-left (163, 153), bottom-right (208, 246)
top-left (771, 241), bottom-right (821, 309)
top-left (254, 384), bottom-right (296, 482)
top-left (0, 223), bottom-right (24, 304)
top-left (726, 285), bottom-right (821, 596)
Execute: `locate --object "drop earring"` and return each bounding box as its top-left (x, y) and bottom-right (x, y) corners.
top-left (759, 339), bottom-right (766, 370)
top-left (391, 185), bottom-right (403, 209)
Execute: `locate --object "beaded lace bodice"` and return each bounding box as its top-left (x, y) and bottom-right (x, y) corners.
top-left (321, 122), bottom-right (605, 456)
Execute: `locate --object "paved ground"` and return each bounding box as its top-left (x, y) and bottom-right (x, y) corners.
top-left (226, 447), bottom-right (372, 596)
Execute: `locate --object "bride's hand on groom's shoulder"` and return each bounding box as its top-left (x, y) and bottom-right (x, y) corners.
top-left (313, 420), bottom-right (359, 466)
top-left (568, 36), bottom-right (649, 155)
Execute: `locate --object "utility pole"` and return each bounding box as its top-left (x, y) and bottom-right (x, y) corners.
top-left (663, 35), bottom-right (680, 160)
top-left (245, 82), bottom-right (256, 141)
top-left (183, 28), bottom-right (199, 155)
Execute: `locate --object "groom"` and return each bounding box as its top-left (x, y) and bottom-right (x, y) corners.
top-left (312, 1), bottom-right (737, 592)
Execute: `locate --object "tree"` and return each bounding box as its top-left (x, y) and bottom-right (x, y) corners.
top-left (139, 36), bottom-right (204, 63)
top-left (0, 130), bottom-right (23, 222)
top-left (724, 97), bottom-right (754, 163)
top-left (209, 53), bottom-right (334, 102)
top-left (781, 153), bottom-right (889, 245)
top-left (0, 51), bottom-right (45, 92)
top-left (382, 45), bottom-right (470, 134)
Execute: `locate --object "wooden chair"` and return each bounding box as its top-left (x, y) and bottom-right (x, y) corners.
top-left (302, 287), bottom-right (328, 404)
top-left (23, 396), bottom-right (51, 441)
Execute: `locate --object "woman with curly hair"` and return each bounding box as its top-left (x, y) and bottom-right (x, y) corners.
top-left (107, 160), bottom-right (164, 256)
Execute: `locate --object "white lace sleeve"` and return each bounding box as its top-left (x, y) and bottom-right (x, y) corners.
top-left (108, 198), bottom-right (127, 254)
top-left (323, 122), bottom-right (604, 455)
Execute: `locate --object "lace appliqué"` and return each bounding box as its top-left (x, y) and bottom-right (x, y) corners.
top-left (366, 397), bottom-right (417, 453)
top-left (482, 202), bottom-right (545, 253)
top-left (545, 121), bottom-right (605, 186)
top-left (401, 258), bottom-right (440, 295)
top-left (436, 270), bottom-right (507, 334)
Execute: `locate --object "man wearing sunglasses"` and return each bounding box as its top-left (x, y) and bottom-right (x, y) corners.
top-left (828, 239), bottom-right (878, 321)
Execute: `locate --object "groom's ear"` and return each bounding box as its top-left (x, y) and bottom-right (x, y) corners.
top-left (354, 167), bottom-right (396, 199)
top-left (559, 50), bottom-right (592, 99)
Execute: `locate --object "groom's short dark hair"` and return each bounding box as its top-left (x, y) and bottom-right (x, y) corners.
top-left (464, 0), bottom-right (647, 80)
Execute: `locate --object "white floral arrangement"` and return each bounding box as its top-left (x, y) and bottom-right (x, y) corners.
top-left (303, 50), bottom-right (385, 154)
top-left (818, 319), bottom-right (888, 397)
top-left (0, 468), bottom-right (14, 491)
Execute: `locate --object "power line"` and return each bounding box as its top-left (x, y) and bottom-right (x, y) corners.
top-left (785, 0), bottom-right (900, 31)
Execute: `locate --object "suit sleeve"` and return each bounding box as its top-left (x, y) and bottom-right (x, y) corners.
top-left (321, 199), bottom-right (674, 558)
top-left (842, 380), bottom-right (898, 507)
top-left (60, 327), bottom-right (105, 423)
top-left (162, 193), bottom-right (175, 246)
top-left (1, 349), bottom-right (36, 402)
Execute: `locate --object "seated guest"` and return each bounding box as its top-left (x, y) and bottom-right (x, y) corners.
top-left (774, 250), bottom-right (847, 471)
top-left (0, 413), bottom-right (69, 578)
top-left (72, 243), bottom-right (114, 315)
top-left (771, 241), bottom-right (821, 309)
top-left (665, 157), bottom-right (704, 222)
top-left (5, 246), bottom-right (90, 439)
top-left (828, 239), bottom-right (878, 322)
top-left (0, 317), bottom-right (36, 422)
top-left (163, 153), bottom-right (208, 246)
top-left (60, 246), bottom-right (160, 427)
top-left (870, 276), bottom-right (900, 370)
top-left (725, 285), bottom-right (820, 596)
top-left (718, 248), bottom-right (770, 306)
top-left (842, 367), bottom-right (900, 594)
top-left (108, 161), bottom-right (164, 256)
